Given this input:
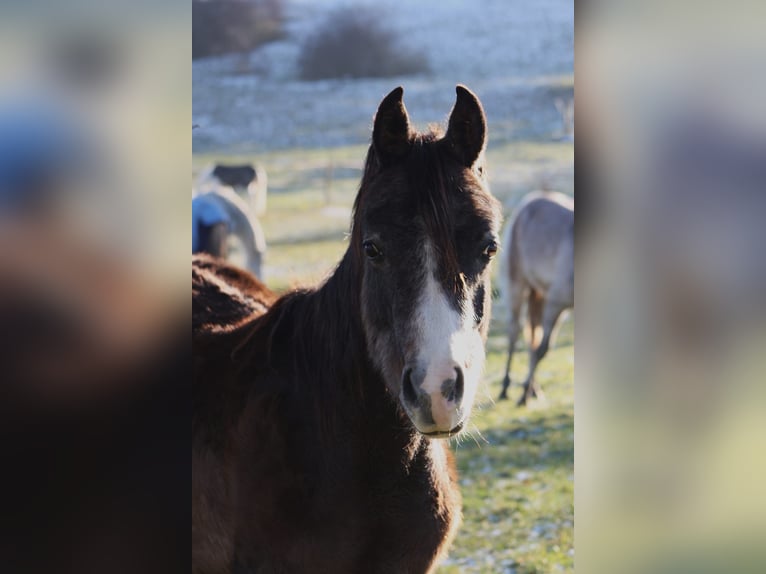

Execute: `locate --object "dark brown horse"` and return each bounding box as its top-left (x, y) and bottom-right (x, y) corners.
top-left (193, 86), bottom-right (501, 573)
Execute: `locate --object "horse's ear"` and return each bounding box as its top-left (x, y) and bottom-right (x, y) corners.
top-left (372, 86), bottom-right (412, 164)
top-left (446, 85), bottom-right (487, 167)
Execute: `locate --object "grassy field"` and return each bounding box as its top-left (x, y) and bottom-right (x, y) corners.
top-left (193, 140), bottom-right (574, 573)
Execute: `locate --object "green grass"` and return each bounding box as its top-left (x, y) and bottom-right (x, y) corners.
top-left (442, 316), bottom-right (574, 573)
top-left (193, 141), bottom-right (574, 573)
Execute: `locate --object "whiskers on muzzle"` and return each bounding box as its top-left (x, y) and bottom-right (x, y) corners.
top-left (400, 362), bottom-right (475, 436)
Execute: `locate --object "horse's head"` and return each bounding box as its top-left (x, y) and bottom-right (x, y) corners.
top-left (355, 86), bottom-right (501, 438)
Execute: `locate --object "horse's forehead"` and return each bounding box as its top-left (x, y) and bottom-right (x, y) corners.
top-left (364, 176), bottom-right (485, 224)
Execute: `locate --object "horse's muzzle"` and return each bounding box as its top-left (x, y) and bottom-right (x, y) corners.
top-left (400, 364), bottom-right (466, 436)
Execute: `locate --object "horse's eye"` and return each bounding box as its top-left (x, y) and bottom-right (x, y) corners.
top-left (363, 240), bottom-right (383, 260)
top-left (483, 241), bottom-right (498, 259)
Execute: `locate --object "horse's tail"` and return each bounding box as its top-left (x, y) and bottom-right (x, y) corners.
top-left (526, 289), bottom-right (544, 348)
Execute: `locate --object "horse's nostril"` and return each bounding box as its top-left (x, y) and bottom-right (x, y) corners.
top-left (442, 367), bottom-right (465, 403)
top-left (454, 367), bottom-right (464, 403)
top-left (402, 368), bottom-right (418, 406)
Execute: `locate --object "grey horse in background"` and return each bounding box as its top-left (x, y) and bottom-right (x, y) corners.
top-left (195, 163), bottom-right (268, 217)
top-left (498, 191), bottom-right (574, 406)
top-left (192, 186), bottom-right (266, 279)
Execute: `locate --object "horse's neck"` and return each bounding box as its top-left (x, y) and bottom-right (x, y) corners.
top-left (302, 250), bottom-right (366, 375)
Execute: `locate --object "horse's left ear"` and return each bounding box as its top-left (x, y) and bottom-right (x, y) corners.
top-left (446, 85), bottom-right (487, 167)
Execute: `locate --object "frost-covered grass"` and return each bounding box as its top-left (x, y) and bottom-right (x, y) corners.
top-left (193, 0), bottom-right (573, 153)
top-left (192, 138), bottom-right (574, 573)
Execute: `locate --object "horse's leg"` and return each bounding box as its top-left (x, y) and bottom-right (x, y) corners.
top-left (518, 289), bottom-right (544, 406)
top-left (499, 284), bottom-right (526, 400)
top-left (518, 296), bottom-right (568, 406)
top-left (201, 221), bottom-right (229, 259)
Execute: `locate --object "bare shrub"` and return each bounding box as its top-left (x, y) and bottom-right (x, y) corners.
top-left (298, 9), bottom-right (429, 81)
top-left (193, 0), bottom-right (284, 60)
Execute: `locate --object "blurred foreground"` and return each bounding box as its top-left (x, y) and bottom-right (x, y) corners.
top-left (0, 6), bottom-right (189, 574)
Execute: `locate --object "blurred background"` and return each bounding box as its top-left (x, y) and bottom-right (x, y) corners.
top-left (194, 1), bottom-right (574, 572)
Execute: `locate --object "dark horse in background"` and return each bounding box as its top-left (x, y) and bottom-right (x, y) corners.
top-left (498, 191), bottom-right (574, 406)
top-left (193, 86), bottom-right (501, 573)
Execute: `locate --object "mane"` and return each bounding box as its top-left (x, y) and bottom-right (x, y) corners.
top-left (221, 237), bottom-right (374, 445)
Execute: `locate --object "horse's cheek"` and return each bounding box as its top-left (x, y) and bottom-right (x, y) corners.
top-left (362, 275), bottom-right (390, 331)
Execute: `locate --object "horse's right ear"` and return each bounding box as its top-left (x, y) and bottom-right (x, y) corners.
top-left (372, 86), bottom-right (412, 164)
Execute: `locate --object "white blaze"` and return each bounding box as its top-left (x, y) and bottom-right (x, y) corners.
top-left (413, 244), bottom-right (484, 428)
